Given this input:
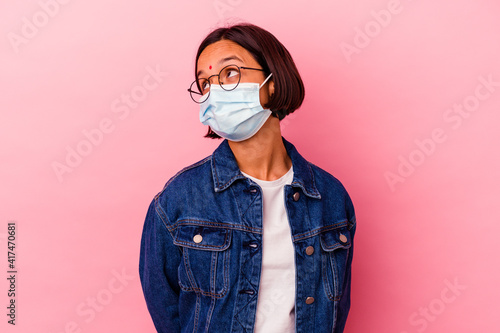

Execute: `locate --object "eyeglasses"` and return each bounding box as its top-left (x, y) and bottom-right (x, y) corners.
top-left (188, 64), bottom-right (266, 104)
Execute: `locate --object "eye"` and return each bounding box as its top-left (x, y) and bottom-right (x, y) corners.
top-left (221, 66), bottom-right (240, 86)
top-left (202, 81), bottom-right (209, 91)
top-left (196, 78), bottom-right (210, 94)
top-left (226, 69), bottom-right (239, 78)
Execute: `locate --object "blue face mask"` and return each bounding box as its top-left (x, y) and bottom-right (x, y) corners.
top-left (199, 73), bottom-right (273, 142)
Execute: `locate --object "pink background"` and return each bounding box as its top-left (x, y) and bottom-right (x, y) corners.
top-left (2, 0), bottom-right (499, 332)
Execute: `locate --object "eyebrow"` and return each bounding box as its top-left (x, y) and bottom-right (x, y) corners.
top-left (197, 55), bottom-right (244, 77)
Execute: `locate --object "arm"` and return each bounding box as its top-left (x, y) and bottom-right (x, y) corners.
top-left (335, 191), bottom-right (356, 333)
top-left (139, 197), bottom-right (182, 333)
top-left (334, 221), bottom-right (355, 332)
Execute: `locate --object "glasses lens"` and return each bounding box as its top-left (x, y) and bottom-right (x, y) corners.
top-left (219, 65), bottom-right (240, 91)
top-left (189, 79), bottom-right (210, 103)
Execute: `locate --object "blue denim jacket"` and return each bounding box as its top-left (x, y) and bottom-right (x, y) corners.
top-left (139, 136), bottom-right (356, 333)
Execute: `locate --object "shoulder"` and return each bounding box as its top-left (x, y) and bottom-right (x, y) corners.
top-left (154, 154), bottom-right (213, 203)
top-left (308, 161), bottom-right (349, 195)
top-left (164, 155), bottom-right (212, 189)
top-left (307, 161), bottom-right (356, 224)
top-left (148, 154), bottom-right (215, 227)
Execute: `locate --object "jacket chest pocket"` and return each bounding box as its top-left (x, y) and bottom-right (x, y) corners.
top-left (173, 225), bottom-right (232, 298)
top-left (320, 227), bottom-right (352, 301)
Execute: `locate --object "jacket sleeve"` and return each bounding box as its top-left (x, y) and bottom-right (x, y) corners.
top-left (334, 190), bottom-right (357, 333)
top-left (139, 197), bottom-right (182, 333)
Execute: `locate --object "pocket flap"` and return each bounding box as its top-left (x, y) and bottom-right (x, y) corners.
top-left (173, 225), bottom-right (231, 251)
top-left (320, 228), bottom-right (351, 252)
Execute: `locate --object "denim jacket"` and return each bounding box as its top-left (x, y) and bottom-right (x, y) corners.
top-left (139, 136), bottom-right (356, 333)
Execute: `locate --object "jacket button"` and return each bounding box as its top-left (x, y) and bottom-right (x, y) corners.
top-left (193, 234), bottom-right (203, 243)
top-left (293, 192), bottom-right (300, 201)
top-left (305, 246), bottom-right (314, 255)
top-left (247, 242), bottom-right (259, 249)
top-left (239, 289), bottom-right (255, 295)
top-left (339, 234), bottom-right (348, 244)
top-left (305, 297), bottom-right (315, 305)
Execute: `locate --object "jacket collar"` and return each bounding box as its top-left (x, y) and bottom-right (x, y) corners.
top-left (211, 136), bottom-right (321, 199)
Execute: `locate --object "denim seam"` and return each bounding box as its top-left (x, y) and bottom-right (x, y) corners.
top-left (162, 155), bottom-right (211, 191)
top-left (179, 264), bottom-right (228, 298)
top-left (173, 228), bottom-right (230, 250)
top-left (322, 243), bottom-right (351, 252)
top-left (176, 234), bottom-right (230, 298)
top-left (178, 286), bottom-right (229, 299)
top-left (153, 196), bottom-right (177, 242)
top-left (234, 312), bottom-right (249, 333)
top-left (322, 252), bottom-right (334, 301)
top-left (205, 295), bottom-right (217, 332)
top-left (211, 155), bottom-right (221, 190)
top-left (171, 219), bottom-right (263, 234)
top-left (223, 249), bottom-right (230, 297)
top-left (233, 240), bottom-right (258, 332)
top-left (348, 218), bottom-right (357, 230)
top-left (293, 221), bottom-right (349, 242)
top-left (218, 173), bottom-right (247, 192)
top-left (183, 248), bottom-right (199, 293)
top-left (322, 253), bottom-right (344, 302)
top-left (335, 248), bottom-right (349, 302)
top-left (193, 293), bottom-right (201, 333)
top-left (306, 162), bottom-right (322, 198)
top-left (212, 155), bottom-right (246, 192)
top-left (330, 251), bottom-right (340, 300)
top-left (228, 184), bottom-right (243, 224)
top-left (178, 283), bottom-right (229, 298)
top-left (210, 251), bottom-right (217, 296)
top-left (332, 297), bottom-right (338, 330)
top-left (240, 184), bottom-right (262, 228)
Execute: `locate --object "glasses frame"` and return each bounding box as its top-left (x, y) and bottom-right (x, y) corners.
top-left (187, 64), bottom-right (266, 104)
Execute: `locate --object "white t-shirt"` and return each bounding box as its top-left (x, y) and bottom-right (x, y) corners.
top-left (241, 166), bottom-right (296, 333)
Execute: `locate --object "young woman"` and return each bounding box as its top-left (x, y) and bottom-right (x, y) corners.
top-left (139, 23), bottom-right (356, 333)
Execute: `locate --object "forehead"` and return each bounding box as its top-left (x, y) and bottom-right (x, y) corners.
top-left (197, 40), bottom-right (257, 70)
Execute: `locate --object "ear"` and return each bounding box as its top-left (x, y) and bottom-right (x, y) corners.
top-left (268, 79), bottom-right (275, 97)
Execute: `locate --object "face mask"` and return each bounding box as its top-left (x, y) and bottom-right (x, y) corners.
top-left (199, 73), bottom-right (273, 142)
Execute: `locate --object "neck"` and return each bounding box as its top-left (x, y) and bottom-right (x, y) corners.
top-left (228, 116), bottom-right (292, 181)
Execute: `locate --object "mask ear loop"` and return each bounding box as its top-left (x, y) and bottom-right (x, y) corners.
top-left (259, 73), bottom-right (273, 89)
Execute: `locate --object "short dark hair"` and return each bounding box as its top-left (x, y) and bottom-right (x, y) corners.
top-left (195, 23), bottom-right (305, 139)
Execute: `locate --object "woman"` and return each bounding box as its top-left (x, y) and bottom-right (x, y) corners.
top-left (139, 23), bottom-right (356, 333)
